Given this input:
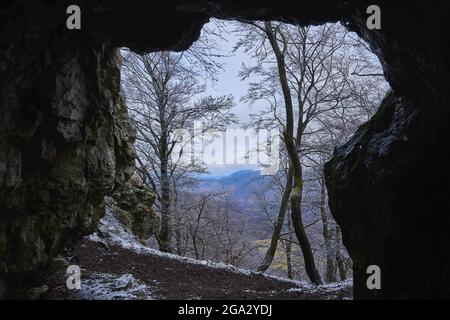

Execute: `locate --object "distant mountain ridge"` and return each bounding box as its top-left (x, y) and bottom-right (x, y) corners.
top-left (195, 170), bottom-right (269, 200)
top-left (205, 169), bottom-right (262, 185)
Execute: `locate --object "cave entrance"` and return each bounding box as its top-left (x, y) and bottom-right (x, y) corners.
top-left (1, 0), bottom-right (448, 301)
top-left (110, 18), bottom-right (390, 293)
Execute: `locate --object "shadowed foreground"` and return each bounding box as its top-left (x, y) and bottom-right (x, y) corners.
top-left (43, 209), bottom-right (352, 300)
top-left (45, 240), bottom-right (352, 300)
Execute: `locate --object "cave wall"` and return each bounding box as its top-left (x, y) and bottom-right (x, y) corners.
top-left (325, 90), bottom-right (450, 299)
top-left (1, 0), bottom-right (449, 299)
top-left (0, 2), bottom-right (136, 297)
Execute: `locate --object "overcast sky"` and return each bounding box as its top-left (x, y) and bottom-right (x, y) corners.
top-left (197, 20), bottom-right (264, 177)
top-left (202, 20), bottom-right (261, 125)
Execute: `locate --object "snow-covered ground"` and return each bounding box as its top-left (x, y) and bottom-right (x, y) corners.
top-left (287, 278), bottom-right (353, 299)
top-left (78, 273), bottom-right (157, 300)
top-left (80, 204), bottom-right (352, 300)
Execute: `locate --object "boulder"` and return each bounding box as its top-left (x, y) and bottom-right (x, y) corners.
top-left (111, 176), bottom-right (160, 240)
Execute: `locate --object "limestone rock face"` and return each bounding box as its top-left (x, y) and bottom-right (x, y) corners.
top-left (326, 87), bottom-right (450, 299)
top-left (0, 28), bottom-right (135, 297)
top-left (324, 91), bottom-right (438, 299)
top-left (111, 176), bottom-right (160, 240)
top-left (1, 0), bottom-right (450, 299)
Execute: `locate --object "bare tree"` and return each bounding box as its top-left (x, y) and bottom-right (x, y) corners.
top-left (121, 47), bottom-right (235, 253)
top-left (172, 189), bottom-right (257, 267)
top-left (255, 151), bottom-right (293, 272)
top-left (235, 21), bottom-right (389, 284)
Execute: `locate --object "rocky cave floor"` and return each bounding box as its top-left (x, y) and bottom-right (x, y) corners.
top-left (39, 209), bottom-right (352, 300)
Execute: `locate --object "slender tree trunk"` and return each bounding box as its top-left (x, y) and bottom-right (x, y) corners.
top-left (320, 175), bottom-right (336, 283)
top-left (191, 230), bottom-right (200, 260)
top-left (265, 21), bottom-right (322, 285)
top-left (172, 189), bottom-right (183, 255)
top-left (257, 167), bottom-right (293, 272)
top-left (286, 212), bottom-right (294, 279)
top-left (159, 131), bottom-right (172, 253)
top-left (336, 253), bottom-right (347, 281)
top-left (288, 159), bottom-right (323, 284)
top-left (335, 226), bottom-right (348, 280)
top-left (175, 225), bottom-right (182, 255)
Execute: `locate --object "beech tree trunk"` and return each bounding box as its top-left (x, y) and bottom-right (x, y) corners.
top-left (257, 167), bottom-right (293, 272)
top-left (159, 130), bottom-right (172, 253)
top-left (264, 22), bottom-right (323, 285)
top-left (286, 213), bottom-right (294, 279)
top-left (320, 175), bottom-right (337, 283)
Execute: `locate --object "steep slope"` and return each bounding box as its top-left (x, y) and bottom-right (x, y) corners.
top-left (2, 0), bottom-right (449, 299)
top-left (42, 205), bottom-right (352, 300)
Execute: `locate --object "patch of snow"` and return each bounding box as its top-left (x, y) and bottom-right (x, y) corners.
top-left (319, 278), bottom-right (353, 291)
top-left (78, 272), bottom-right (155, 300)
top-left (287, 278), bottom-right (353, 299)
top-left (88, 202), bottom-right (352, 295)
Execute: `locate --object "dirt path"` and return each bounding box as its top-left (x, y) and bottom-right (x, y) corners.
top-left (44, 237), bottom-right (352, 300)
